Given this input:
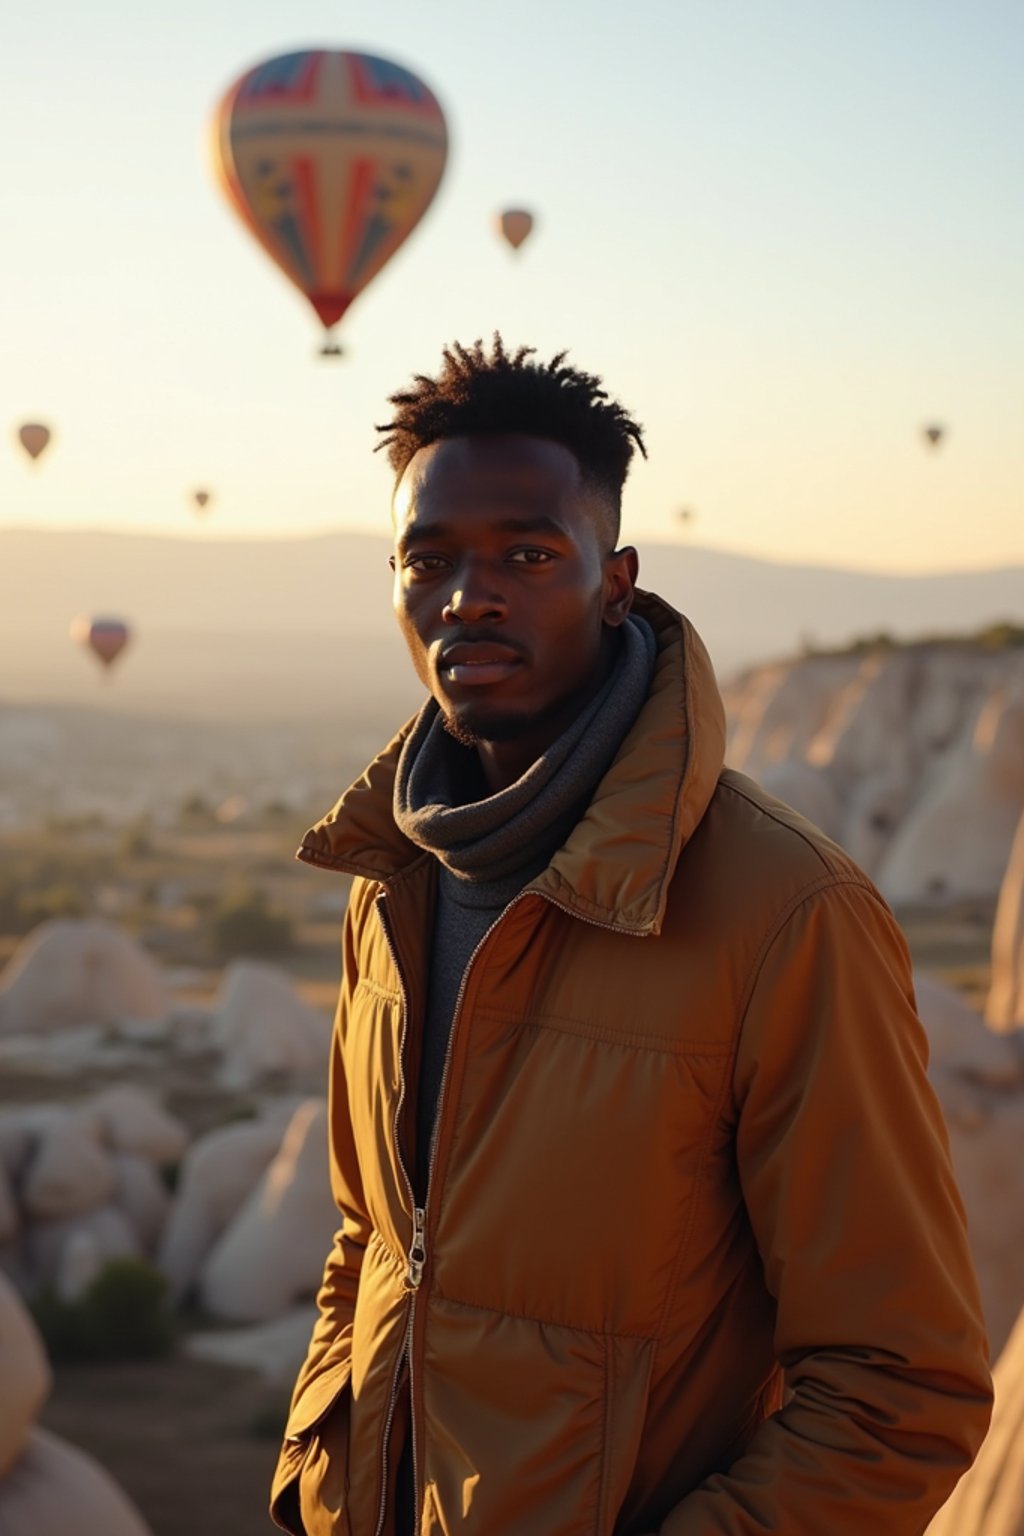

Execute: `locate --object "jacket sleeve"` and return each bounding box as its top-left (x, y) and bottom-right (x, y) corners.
top-left (657, 879), bottom-right (993, 1536)
top-left (283, 891), bottom-right (372, 1434)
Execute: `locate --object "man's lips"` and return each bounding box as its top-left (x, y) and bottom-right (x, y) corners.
top-left (437, 641), bottom-right (525, 688)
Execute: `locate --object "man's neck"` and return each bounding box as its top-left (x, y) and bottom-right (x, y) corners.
top-left (474, 634), bottom-right (622, 794)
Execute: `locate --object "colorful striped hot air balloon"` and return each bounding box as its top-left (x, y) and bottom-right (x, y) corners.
top-left (210, 49), bottom-right (448, 354)
top-left (71, 616), bottom-right (131, 672)
top-left (17, 423), bottom-right (51, 462)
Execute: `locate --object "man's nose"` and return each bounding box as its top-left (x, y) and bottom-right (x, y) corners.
top-left (442, 575), bottom-right (507, 625)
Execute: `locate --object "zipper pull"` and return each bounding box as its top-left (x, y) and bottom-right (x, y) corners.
top-left (407, 1206), bottom-right (427, 1290)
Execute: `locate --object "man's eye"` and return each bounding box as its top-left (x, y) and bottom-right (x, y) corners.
top-left (404, 554), bottom-right (448, 573)
top-left (508, 549), bottom-right (554, 564)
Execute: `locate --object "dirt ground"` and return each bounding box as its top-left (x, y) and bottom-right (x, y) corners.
top-left (39, 1356), bottom-right (289, 1536)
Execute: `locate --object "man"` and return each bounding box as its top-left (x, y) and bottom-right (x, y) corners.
top-left (271, 338), bottom-right (991, 1536)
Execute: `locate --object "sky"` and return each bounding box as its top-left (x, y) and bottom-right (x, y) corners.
top-left (1, 0), bottom-right (1022, 573)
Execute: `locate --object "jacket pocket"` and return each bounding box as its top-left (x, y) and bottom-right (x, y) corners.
top-left (270, 1435), bottom-right (316, 1536)
top-left (285, 1363), bottom-right (352, 1442)
top-left (297, 1387), bottom-right (352, 1536)
top-left (270, 1370), bottom-right (351, 1536)
top-left (598, 1337), bottom-right (655, 1536)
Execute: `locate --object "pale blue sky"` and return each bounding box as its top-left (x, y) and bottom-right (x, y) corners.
top-left (1, 0), bottom-right (1021, 570)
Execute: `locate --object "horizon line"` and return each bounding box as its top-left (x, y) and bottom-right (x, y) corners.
top-left (1, 521), bottom-right (1021, 583)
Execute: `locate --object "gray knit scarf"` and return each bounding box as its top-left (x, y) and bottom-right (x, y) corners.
top-left (393, 615), bottom-right (657, 882)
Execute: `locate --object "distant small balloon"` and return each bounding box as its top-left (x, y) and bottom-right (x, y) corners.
top-left (497, 208), bottom-right (534, 251)
top-left (17, 423), bottom-right (51, 461)
top-left (922, 424), bottom-right (946, 449)
top-left (677, 507), bottom-right (696, 526)
top-left (192, 489), bottom-right (212, 513)
top-left (70, 616), bottom-right (131, 672)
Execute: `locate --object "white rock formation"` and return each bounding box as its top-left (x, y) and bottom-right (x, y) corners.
top-left (0, 1117), bottom-right (33, 1184)
top-left (157, 1117), bottom-right (285, 1303)
top-left (805, 650), bottom-right (917, 793)
top-left (0, 919), bottom-right (169, 1035)
top-left (162, 1005), bottom-right (216, 1059)
top-left (26, 1207), bottom-right (140, 1295)
top-left (988, 810), bottom-right (1024, 1032)
top-left (0, 1272), bottom-right (51, 1480)
top-left (875, 684), bottom-right (1024, 905)
top-left (942, 1088), bottom-right (1024, 1360)
top-left (0, 1106), bottom-right (63, 1181)
top-left (211, 962), bottom-right (331, 1090)
top-left (724, 644), bottom-right (1024, 896)
top-left (199, 1099), bottom-right (335, 1323)
top-left (726, 654), bottom-right (861, 781)
top-left (0, 1426), bottom-right (153, 1536)
top-left (927, 1303), bottom-right (1024, 1535)
top-left (184, 1305), bottom-right (317, 1385)
top-left (911, 975), bottom-right (1024, 1357)
top-left (758, 761), bottom-right (842, 840)
top-left (110, 1155), bottom-right (171, 1253)
top-left (55, 1228), bottom-right (104, 1303)
top-left (21, 1117), bottom-right (116, 1221)
top-left (0, 1212), bottom-right (155, 1536)
top-left (76, 1085), bottom-right (188, 1165)
top-left (915, 973), bottom-right (1024, 1107)
top-left (840, 767), bottom-right (914, 876)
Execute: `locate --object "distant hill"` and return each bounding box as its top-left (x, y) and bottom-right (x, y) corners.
top-left (1, 527), bottom-right (1021, 721)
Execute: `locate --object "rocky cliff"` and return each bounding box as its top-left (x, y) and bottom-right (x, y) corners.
top-left (723, 638), bottom-right (1024, 904)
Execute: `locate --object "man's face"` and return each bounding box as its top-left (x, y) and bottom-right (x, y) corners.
top-left (391, 435), bottom-right (636, 760)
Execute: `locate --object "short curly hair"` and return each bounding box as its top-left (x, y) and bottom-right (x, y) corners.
top-left (376, 335), bottom-right (645, 545)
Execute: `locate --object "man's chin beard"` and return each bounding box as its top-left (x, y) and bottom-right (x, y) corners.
top-left (439, 685), bottom-right (589, 750)
top-left (441, 708), bottom-right (527, 749)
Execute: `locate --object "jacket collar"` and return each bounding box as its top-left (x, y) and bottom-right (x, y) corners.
top-left (296, 590), bottom-right (726, 937)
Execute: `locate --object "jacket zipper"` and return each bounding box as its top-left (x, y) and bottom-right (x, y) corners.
top-left (373, 892), bottom-right (423, 1536)
top-left (372, 886), bottom-right (647, 1536)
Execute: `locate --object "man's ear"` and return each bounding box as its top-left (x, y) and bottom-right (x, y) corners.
top-left (603, 546), bottom-right (639, 628)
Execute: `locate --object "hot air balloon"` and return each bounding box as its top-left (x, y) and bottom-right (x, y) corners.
top-left (497, 208), bottom-right (534, 251)
top-left (210, 49), bottom-right (448, 355)
top-left (922, 424), bottom-right (946, 449)
top-left (17, 423), bottom-right (51, 461)
top-left (71, 616), bottom-right (131, 672)
top-left (192, 489), bottom-right (212, 514)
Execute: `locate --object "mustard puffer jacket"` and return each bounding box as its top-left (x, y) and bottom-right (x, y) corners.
top-left (271, 591), bottom-right (992, 1536)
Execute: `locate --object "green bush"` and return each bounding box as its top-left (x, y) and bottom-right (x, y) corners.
top-left (15, 884), bottom-right (88, 933)
top-left (32, 1258), bottom-right (176, 1362)
top-left (119, 821), bottom-right (154, 859)
top-left (31, 1286), bottom-right (88, 1361)
top-left (976, 621), bottom-right (1024, 650)
top-left (211, 886), bottom-right (293, 960)
top-left (178, 793), bottom-right (214, 825)
top-left (801, 620), bottom-right (1024, 661)
top-left (44, 812), bottom-right (107, 835)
